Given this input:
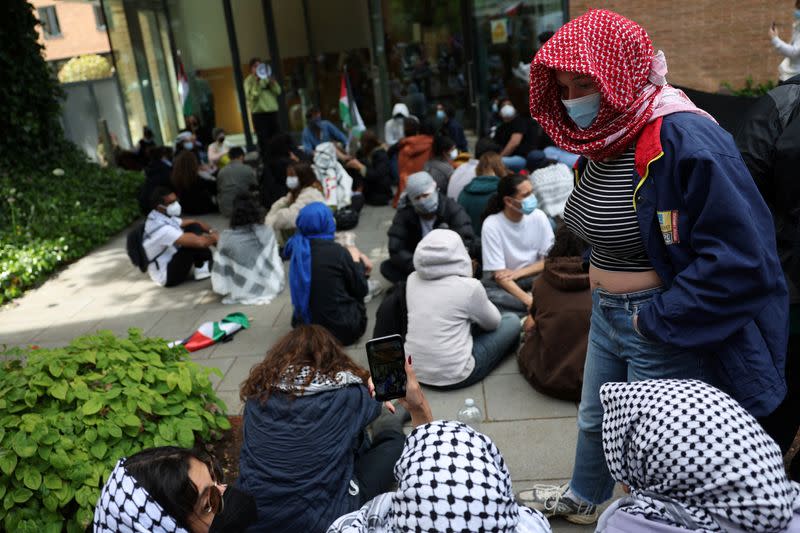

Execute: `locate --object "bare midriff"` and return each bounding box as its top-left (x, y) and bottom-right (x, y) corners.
top-left (589, 265), bottom-right (663, 294)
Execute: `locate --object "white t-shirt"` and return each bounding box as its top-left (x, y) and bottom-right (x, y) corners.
top-left (481, 210), bottom-right (554, 271)
top-left (447, 159), bottom-right (478, 201)
top-left (142, 211), bottom-right (183, 286)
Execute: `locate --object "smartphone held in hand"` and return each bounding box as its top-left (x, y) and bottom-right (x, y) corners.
top-left (365, 334), bottom-right (407, 401)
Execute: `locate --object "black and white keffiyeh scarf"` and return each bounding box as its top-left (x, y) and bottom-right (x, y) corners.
top-left (600, 379), bottom-right (800, 532)
top-left (274, 366), bottom-right (364, 396)
top-left (328, 420), bottom-right (551, 533)
top-left (93, 459), bottom-right (190, 533)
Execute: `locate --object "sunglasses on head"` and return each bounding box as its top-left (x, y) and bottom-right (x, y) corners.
top-left (200, 483), bottom-right (224, 515)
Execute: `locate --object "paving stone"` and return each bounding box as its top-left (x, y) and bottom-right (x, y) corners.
top-left (92, 310), bottom-right (168, 338)
top-left (216, 355), bottom-right (264, 391)
top-left (208, 327), bottom-right (277, 358)
top-left (214, 389), bottom-right (245, 416)
top-left (34, 318), bottom-right (103, 344)
top-left (420, 383), bottom-right (486, 421)
top-left (484, 373), bottom-right (577, 421)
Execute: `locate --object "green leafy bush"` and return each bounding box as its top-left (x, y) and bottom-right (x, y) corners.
top-left (721, 77), bottom-right (776, 98)
top-left (0, 330), bottom-right (231, 532)
top-left (0, 148), bottom-right (143, 304)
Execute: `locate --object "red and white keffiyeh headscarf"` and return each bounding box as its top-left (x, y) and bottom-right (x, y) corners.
top-left (529, 9), bottom-right (716, 161)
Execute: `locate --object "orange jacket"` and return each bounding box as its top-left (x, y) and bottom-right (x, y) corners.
top-left (393, 135), bottom-right (434, 207)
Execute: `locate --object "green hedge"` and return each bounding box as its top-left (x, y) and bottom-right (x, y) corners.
top-left (0, 148), bottom-right (143, 304)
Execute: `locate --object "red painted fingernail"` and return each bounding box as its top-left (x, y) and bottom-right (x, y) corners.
top-left (408, 356), bottom-right (412, 365)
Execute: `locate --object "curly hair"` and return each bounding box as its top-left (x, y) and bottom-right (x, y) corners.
top-left (230, 193), bottom-right (265, 228)
top-left (239, 325), bottom-right (370, 404)
top-left (548, 224), bottom-right (589, 258)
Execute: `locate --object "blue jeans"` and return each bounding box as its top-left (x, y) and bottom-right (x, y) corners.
top-left (436, 313), bottom-right (521, 390)
top-left (502, 155), bottom-right (527, 173)
top-left (543, 146), bottom-right (580, 167)
top-left (570, 288), bottom-right (711, 504)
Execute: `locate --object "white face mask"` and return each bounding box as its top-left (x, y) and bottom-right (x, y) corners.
top-left (286, 176), bottom-right (300, 190)
top-left (182, 142), bottom-right (194, 151)
top-left (165, 201), bottom-right (182, 217)
top-left (500, 104), bottom-right (516, 119)
top-left (449, 148), bottom-right (458, 160)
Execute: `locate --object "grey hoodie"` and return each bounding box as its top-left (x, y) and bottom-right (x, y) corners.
top-left (405, 229), bottom-right (501, 386)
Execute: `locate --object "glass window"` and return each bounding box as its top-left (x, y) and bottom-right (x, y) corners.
top-left (138, 9), bottom-right (180, 144)
top-left (93, 3), bottom-right (106, 31)
top-left (38, 5), bottom-right (62, 38)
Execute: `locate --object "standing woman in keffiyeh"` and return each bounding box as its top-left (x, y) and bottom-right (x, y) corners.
top-left (284, 202), bottom-right (373, 346)
top-left (237, 325), bottom-right (406, 533)
top-left (519, 9), bottom-right (788, 524)
top-left (597, 380), bottom-right (800, 532)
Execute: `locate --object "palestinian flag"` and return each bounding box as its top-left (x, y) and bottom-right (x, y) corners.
top-left (177, 52), bottom-right (191, 116)
top-left (169, 312), bottom-right (250, 352)
top-left (339, 70), bottom-right (365, 136)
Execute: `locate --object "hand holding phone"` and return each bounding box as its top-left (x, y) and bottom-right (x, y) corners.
top-left (365, 335), bottom-right (407, 401)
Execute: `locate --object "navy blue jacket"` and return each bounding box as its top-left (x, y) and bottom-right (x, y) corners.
top-left (576, 112), bottom-right (788, 417)
top-left (238, 386), bottom-right (381, 533)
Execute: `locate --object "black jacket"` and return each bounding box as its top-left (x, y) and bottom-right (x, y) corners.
top-left (138, 160), bottom-right (172, 214)
top-left (386, 192), bottom-right (476, 278)
top-left (734, 75), bottom-right (800, 296)
top-left (363, 148), bottom-right (393, 206)
top-left (308, 239), bottom-right (368, 346)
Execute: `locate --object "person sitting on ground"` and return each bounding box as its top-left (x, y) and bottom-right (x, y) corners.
top-left (529, 160), bottom-right (574, 222)
top-left (138, 146), bottom-right (173, 214)
top-left (587, 379), bottom-right (800, 532)
top-left (381, 171), bottom-right (476, 284)
top-left (143, 187), bottom-right (217, 287)
top-left (405, 229), bottom-right (520, 389)
top-left (207, 127), bottom-right (230, 168)
top-left (345, 130), bottom-right (393, 206)
top-left (171, 150), bottom-right (217, 215)
top-left (302, 107), bottom-right (349, 154)
top-left (314, 142), bottom-right (355, 210)
top-left (328, 404), bottom-right (552, 532)
top-left (393, 118), bottom-right (434, 207)
top-left (435, 103), bottom-right (468, 152)
top-left (458, 152), bottom-right (509, 235)
top-left (284, 202), bottom-right (373, 346)
top-left (481, 175), bottom-right (555, 315)
top-left (518, 226), bottom-right (590, 401)
top-left (216, 147), bottom-right (257, 218)
top-left (93, 446), bottom-right (257, 533)
top-left (266, 160), bottom-right (326, 243)
top-left (447, 137), bottom-right (502, 201)
top-left (494, 98), bottom-right (540, 173)
top-left (212, 194), bottom-right (284, 305)
top-left (238, 325), bottom-right (407, 533)
top-left (262, 133), bottom-right (306, 208)
top-left (384, 103), bottom-right (412, 146)
top-left (423, 134), bottom-right (457, 192)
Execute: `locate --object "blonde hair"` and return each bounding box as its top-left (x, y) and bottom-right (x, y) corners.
top-left (475, 152), bottom-right (508, 177)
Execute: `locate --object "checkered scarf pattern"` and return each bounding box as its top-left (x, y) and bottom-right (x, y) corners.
top-left (600, 380), bottom-right (800, 532)
top-left (529, 9), bottom-right (715, 161)
top-left (93, 459), bottom-right (190, 533)
top-left (274, 366), bottom-right (364, 396)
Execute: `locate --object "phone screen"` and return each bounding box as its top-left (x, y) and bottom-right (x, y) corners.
top-left (366, 335), bottom-right (407, 402)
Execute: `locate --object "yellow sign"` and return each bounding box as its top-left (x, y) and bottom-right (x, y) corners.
top-left (491, 18), bottom-right (509, 44)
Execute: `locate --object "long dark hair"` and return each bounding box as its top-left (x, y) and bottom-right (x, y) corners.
top-left (171, 150), bottom-right (199, 192)
top-left (239, 325), bottom-right (370, 404)
top-left (432, 135), bottom-right (455, 158)
top-left (481, 174), bottom-right (528, 222)
top-left (230, 193), bottom-right (266, 228)
top-left (287, 161), bottom-right (321, 193)
top-left (548, 224), bottom-right (588, 258)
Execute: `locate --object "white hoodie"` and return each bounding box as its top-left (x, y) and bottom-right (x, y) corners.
top-left (404, 229), bottom-right (501, 386)
top-left (384, 103), bottom-right (411, 146)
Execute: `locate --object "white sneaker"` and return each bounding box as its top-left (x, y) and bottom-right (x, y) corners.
top-left (364, 279), bottom-right (383, 303)
top-left (193, 261), bottom-right (211, 281)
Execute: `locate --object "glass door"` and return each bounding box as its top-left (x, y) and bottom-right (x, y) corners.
top-left (138, 9), bottom-right (180, 144)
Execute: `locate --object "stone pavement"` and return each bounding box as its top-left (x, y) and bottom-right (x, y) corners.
top-left (0, 204), bottom-right (609, 531)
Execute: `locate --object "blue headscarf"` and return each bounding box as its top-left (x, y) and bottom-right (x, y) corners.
top-left (284, 202), bottom-right (336, 324)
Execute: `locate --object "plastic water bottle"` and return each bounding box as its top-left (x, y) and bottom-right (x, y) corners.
top-left (457, 398), bottom-right (483, 431)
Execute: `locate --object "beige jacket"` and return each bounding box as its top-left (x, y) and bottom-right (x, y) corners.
top-left (265, 186), bottom-right (326, 230)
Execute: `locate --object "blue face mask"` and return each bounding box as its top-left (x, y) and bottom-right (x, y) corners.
top-left (516, 194), bottom-right (538, 215)
top-left (561, 92), bottom-right (602, 129)
top-left (436, 109), bottom-right (446, 120)
top-left (795, 9), bottom-right (800, 19)
top-left (412, 192), bottom-right (439, 215)
top-left (182, 141), bottom-right (194, 151)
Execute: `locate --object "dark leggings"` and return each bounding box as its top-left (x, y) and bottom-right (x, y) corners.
top-left (354, 429), bottom-right (405, 503)
top-left (164, 224), bottom-right (212, 287)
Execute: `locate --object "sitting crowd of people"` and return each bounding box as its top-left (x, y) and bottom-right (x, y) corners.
top-left (112, 8), bottom-right (800, 532)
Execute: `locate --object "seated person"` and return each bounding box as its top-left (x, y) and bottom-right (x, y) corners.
top-left (284, 202), bottom-right (372, 346)
top-left (93, 446), bottom-right (257, 533)
top-left (143, 187), bottom-right (218, 287)
top-left (422, 134), bottom-right (456, 192)
top-left (405, 229), bottom-right (520, 389)
top-left (393, 118), bottom-right (434, 207)
top-left (216, 147), bottom-right (257, 218)
top-left (481, 175), bottom-right (555, 315)
top-left (384, 103), bottom-right (411, 146)
top-left (447, 137), bottom-right (501, 201)
top-left (212, 194), bottom-right (285, 305)
top-left (171, 150), bottom-right (217, 215)
top-left (206, 127), bottom-right (230, 167)
top-left (381, 171), bottom-right (476, 284)
top-left (238, 325), bottom-right (406, 532)
top-left (313, 142), bottom-right (354, 210)
top-left (529, 161), bottom-right (574, 220)
top-left (435, 103), bottom-right (468, 152)
top-left (494, 98), bottom-right (540, 173)
top-left (573, 380), bottom-right (799, 531)
top-left (458, 152), bottom-right (509, 235)
top-left (518, 226), bottom-right (590, 401)
top-left (138, 146), bottom-right (173, 215)
top-left (345, 130), bottom-right (393, 206)
top-left (265, 160), bottom-right (326, 242)
top-left (302, 107), bottom-right (348, 154)
top-left (329, 377), bottom-right (552, 533)
top-left (262, 133), bottom-right (307, 208)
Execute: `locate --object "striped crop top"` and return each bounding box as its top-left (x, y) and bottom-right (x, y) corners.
top-left (563, 148), bottom-right (653, 272)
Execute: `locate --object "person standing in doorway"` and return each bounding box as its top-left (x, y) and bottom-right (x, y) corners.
top-left (245, 57), bottom-right (282, 156)
top-left (770, 1), bottom-right (800, 83)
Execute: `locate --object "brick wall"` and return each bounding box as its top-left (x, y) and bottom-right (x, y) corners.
top-left (568, 1), bottom-right (793, 92)
top-left (31, 0), bottom-right (110, 62)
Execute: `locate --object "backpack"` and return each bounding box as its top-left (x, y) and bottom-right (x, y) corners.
top-left (126, 222), bottom-right (166, 273)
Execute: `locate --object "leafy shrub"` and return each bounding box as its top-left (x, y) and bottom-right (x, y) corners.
top-left (57, 54), bottom-right (113, 84)
top-left (0, 330), bottom-right (231, 532)
top-left (721, 77), bottom-right (776, 98)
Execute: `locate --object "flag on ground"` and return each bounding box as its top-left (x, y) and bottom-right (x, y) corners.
top-left (169, 312), bottom-right (250, 352)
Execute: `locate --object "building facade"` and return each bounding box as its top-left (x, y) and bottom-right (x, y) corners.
top-left (32, 0), bottom-right (111, 64)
